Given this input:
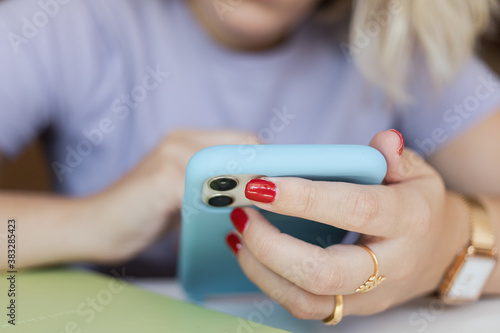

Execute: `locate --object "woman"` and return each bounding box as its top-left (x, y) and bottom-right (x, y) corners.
top-left (0, 0), bottom-right (499, 324)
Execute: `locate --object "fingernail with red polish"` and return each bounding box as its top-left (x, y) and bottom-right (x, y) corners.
top-left (245, 179), bottom-right (277, 203)
top-left (390, 129), bottom-right (404, 156)
top-left (231, 208), bottom-right (249, 234)
top-left (226, 233), bottom-right (242, 255)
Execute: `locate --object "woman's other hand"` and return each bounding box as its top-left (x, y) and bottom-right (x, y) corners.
top-left (91, 129), bottom-right (258, 264)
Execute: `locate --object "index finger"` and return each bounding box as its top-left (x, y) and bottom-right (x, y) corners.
top-left (246, 177), bottom-right (403, 237)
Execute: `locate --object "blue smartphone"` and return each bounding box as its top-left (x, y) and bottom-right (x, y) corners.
top-left (179, 144), bottom-right (387, 300)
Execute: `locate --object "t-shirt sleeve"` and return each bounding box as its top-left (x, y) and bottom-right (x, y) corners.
top-left (398, 56), bottom-right (500, 158)
top-left (0, 0), bottom-right (59, 159)
top-left (0, 0), bottom-right (114, 160)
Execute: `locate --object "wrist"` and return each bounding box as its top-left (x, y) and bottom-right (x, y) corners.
top-left (84, 186), bottom-right (143, 264)
top-left (87, 164), bottom-right (182, 264)
top-left (38, 196), bottom-right (108, 265)
top-left (481, 197), bottom-right (500, 294)
top-left (438, 193), bottom-right (498, 302)
top-left (445, 192), bottom-right (470, 255)
top-left (435, 193), bottom-right (471, 289)
top-left (66, 195), bottom-right (119, 264)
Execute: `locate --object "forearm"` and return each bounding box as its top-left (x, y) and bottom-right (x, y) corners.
top-left (483, 196), bottom-right (500, 295)
top-left (0, 192), bottom-right (103, 271)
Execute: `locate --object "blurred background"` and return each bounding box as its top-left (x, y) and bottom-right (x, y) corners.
top-left (1, 22), bottom-right (499, 192)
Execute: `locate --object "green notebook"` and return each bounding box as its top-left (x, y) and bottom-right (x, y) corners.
top-left (0, 269), bottom-right (288, 333)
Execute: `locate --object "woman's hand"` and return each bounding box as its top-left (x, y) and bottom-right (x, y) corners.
top-left (226, 130), bottom-right (470, 319)
top-left (89, 129), bottom-right (257, 264)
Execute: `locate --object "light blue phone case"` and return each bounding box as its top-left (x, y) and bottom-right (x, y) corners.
top-left (179, 145), bottom-right (387, 300)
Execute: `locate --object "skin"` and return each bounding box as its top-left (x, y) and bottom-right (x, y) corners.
top-left (1, 0), bottom-right (499, 322)
top-left (187, 0), bottom-right (319, 51)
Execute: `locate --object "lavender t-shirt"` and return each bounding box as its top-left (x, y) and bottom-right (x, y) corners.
top-left (1, 0), bottom-right (499, 273)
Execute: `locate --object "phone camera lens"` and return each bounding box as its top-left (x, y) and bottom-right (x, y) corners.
top-left (208, 195), bottom-right (234, 207)
top-left (209, 177), bottom-right (238, 191)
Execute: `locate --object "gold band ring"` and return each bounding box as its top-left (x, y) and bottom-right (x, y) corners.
top-left (322, 295), bottom-right (343, 326)
top-left (355, 244), bottom-right (386, 293)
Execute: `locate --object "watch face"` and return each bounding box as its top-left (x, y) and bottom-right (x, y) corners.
top-left (447, 255), bottom-right (496, 301)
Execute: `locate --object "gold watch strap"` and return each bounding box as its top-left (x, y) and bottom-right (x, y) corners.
top-left (463, 196), bottom-right (495, 252)
top-left (438, 194), bottom-right (497, 304)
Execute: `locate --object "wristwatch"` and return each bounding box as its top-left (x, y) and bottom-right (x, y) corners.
top-left (438, 195), bottom-right (497, 304)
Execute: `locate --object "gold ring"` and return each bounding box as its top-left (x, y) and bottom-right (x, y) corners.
top-left (322, 295), bottom-right (343, 325)
top-left (355, 244), bottom-right (386, 293)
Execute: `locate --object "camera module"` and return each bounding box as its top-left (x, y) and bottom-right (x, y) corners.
top-left (209, 177), bottom-right (238, 192)
top-left (207, 195), bottom-right (234, 207)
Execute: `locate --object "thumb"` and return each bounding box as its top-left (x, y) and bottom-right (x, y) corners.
top-left (369, 129), bottom-right (405, 184)
top-left (370, 129), bottom-right (433, 184)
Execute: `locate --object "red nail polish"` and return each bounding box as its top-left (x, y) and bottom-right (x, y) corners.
top-left (245, 179), bottom-right (277, 203)
top-left (389, 129), bottom-right (404, 156)
top-left (226, 233), bottom-right (242, 255)
top-left (231, 208), bottom-right (249, 234)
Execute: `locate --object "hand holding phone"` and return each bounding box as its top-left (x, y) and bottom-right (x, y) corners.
top-left (179, 144), bottom-right (387, 300)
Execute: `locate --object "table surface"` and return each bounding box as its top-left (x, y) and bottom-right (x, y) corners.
top-left (132, 279), bottom-right (500, 333)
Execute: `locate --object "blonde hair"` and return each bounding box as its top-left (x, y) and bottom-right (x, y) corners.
top-left (321, 0), bottom-right (498, 104)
